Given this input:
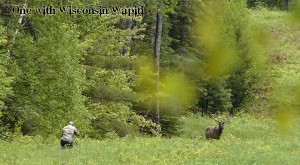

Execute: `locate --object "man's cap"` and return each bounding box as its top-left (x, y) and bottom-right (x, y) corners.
top-left (68, 121), bottom-right (74, 125)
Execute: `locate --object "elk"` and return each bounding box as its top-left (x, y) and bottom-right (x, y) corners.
top-left (205, 113), bottom-right (231, 140)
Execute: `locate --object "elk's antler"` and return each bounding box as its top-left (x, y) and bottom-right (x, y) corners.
top-left (209, 112), bottom-right (220, 123)
top-left (223, 115), bottom-right (231, 123)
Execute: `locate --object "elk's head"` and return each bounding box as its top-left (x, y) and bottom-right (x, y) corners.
top-left (217, 121), bottom-right (225, 130)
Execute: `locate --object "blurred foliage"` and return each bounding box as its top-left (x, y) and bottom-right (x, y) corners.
top-left (291, 0), bottom-right (300, 23)
top-left (194, 0), bottom-right (240, 77)
top-left (191, 0), bottom-right (267, 115)
top-left (265, 4), bottom-right (300, 131)
top-left (159, 72), bottom-right (197, 113)
top-left (135, 56), bottom-right (198, 136)
top-left (272, 65), bottom-right (300, 131)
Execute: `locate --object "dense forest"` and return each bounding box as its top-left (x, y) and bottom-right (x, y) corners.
top-left (0, 0), bottom-right (299, 140)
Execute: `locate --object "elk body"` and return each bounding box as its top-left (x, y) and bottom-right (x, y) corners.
top-left (205, 122), bottom-right (225, 140)
top-left (205, 114), bottom-right (230, 140)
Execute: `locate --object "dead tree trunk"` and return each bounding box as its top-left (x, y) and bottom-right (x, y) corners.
top-left (283, 0), bottom-right (288, 11)
top-left (153, 1), bottom-right (163, 135)
top-left (120, 19), bottom-right (133, 55)
top-left (7, 0), bottom-right (28, 58)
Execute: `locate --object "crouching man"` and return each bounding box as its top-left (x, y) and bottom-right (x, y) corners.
top-left (61, 121), bottom-right (80, 148)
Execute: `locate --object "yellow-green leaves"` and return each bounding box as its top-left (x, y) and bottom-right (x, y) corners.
top-left (266, 5), bottom-right (300, 131)
top-left (273, 78), bottom-right (300, 131)
top-left (159, 72), bottom-right (197, 114)
top-left (194, 0), bottom-right (240, 77)
top-left (291, 1), bottom-right (300, 23)
top-left (137, 57), bottom-right (197, 114)
top-left (276, 105), bottom-right (298, 131)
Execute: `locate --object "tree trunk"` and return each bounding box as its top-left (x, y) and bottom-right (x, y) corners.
top-left (153, 1), bottom-right (163, 135)
top-left (120, 19), bottom-right (133, 55)
top-left (283, 0), bottom-right (288, 11)
top-left (7, 0), bottom-right (28, 58)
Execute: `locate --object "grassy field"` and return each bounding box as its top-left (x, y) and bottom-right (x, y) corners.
top-left (0, 115), bottom-right (299, 165)
top-left (1, 8), bottom-right (300, 165)
top-left (251, 8), bottom-right (300, 130)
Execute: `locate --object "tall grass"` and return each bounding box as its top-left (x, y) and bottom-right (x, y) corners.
top-left (1, 115), bottom-right (299, 164)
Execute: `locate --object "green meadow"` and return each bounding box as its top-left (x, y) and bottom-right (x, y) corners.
top-left (1, 115), bottom-right (299, 165)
